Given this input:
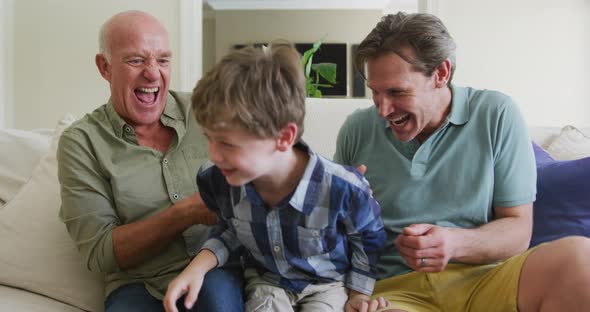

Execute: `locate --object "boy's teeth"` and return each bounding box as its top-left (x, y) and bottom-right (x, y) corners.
top-left (138, 87), bottom-right (158, 93)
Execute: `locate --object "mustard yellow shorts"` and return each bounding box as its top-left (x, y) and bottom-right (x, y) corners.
top-left (373, 248), bottom-right (537, 312)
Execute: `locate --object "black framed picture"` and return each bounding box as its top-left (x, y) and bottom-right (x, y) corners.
top-left (234, 43), bottom-right (347, 97)
top-left (351, 44), bottom-right (366, 98)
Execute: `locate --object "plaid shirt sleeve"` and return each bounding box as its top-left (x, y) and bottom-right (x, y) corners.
top-left (341, 172), bottom-right (387, 295)
top-left (196, 162), bottom-right (242, 267)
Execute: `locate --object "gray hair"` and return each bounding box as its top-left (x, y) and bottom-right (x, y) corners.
top-left (355, 12), bottom-right (457, 83)
top-left (98, 22), bottom-right (109, 61)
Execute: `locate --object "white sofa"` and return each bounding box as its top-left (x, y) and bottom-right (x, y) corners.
top-left (0, 98), bottom-right (588, 311)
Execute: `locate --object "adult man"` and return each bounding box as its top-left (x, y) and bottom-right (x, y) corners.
top-left (335, 12), bottom-right (590, 311)
top-left (57, 11), bottom-right (243, 311)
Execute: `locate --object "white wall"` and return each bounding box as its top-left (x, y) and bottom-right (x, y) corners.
top-left (212, 10), bottom-right (384, 97)
top-left (438, 0), bottom-right (590, 127)
top-left (11, 0), bottom-right (182, 130)
top-left (6, 0), bottom-right (589, 129)
top-left (0, 0), bottom-right (14, 128)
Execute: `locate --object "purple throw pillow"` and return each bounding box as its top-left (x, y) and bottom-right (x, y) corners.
top-left (530, 142), bottom-right (590, 247)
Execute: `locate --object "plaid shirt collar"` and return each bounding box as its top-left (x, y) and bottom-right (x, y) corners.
top-left (237, 140), bottom-right (321, 215)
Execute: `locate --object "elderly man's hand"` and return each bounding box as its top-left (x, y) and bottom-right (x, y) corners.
top-left (395, 224), bottom-right (454, 272)
top-left (177, 192), bottom-right (217, 225)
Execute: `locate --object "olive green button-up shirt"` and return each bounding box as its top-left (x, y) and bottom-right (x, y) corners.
top-left (57, 91), bottom-right (209, 299)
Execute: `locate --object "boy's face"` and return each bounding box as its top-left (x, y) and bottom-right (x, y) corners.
top-left (203, 125), bottom-right (279, 186)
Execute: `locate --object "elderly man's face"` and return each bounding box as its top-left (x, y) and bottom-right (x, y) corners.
top-left (99, 15), bottom-right (171, 128)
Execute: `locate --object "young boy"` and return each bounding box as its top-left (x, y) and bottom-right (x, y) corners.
top-left (164, 41), bottom-right (386, 312)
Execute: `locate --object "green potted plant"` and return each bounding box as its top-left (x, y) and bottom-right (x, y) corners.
top-left (301, 40), bottom-right (337, 97)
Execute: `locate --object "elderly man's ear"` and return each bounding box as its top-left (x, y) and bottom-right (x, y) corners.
top-left (95, 54), bottom-right (112, 81)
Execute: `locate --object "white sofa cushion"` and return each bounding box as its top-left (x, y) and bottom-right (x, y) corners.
top-left (0, 285), bottom-right (83, 312)
top-left (0, 128), bottom-right (52, 204)
top-left (0, 114), bottom-right (104, 312)
top-left (546, 125), bottom-right (590, 160)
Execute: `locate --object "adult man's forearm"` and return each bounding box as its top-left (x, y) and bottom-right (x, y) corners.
top-left (449, 204), bottom-right (533, 264)
top-left (112, 206), bottom-right (193, 269)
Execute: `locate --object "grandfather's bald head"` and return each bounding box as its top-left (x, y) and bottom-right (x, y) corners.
top-left (98, 10), bottom-right (168, 62)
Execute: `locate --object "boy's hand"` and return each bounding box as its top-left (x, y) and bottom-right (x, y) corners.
top-left (163, 249), bottom-right (218, 312)
top-left (163, 268), bottom-right (205, 312)
top-left (345, 290), bottom-right (390, 312)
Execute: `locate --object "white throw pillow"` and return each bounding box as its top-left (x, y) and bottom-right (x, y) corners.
top-left (0, 128), bottom-right (53, 204)
top-left (0, 114), bottom-right (105, 312)
top-left (546, 125), bottom-right (590, 160)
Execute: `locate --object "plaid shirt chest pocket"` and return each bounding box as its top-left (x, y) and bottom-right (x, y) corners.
top-left (296, 226), bottom-right (337, 258)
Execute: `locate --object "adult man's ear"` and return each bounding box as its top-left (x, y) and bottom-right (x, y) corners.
top-left (276, 122), bottom-right (298, 152)
top-left (95, 54), bottom-right (111, 81)
top-left (433, 59), bottom-right (452, 88)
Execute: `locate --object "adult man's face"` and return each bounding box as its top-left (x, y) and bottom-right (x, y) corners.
top-left (97, 13), bottom-right (171, 128)
top-left (366, 51), bottom-right (448, 142)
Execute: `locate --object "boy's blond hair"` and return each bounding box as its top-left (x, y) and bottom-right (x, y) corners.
top-left (192, 40), bottom-right (306, 140)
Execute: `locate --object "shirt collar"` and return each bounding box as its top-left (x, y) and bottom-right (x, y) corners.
top-left (238, 141), bottom-right (320, 214)
top-left (106, 92), bottom-right (185, 138)
top-left (288, 141), bottom-right (322, 215)
top-left (448, 84), bottom-right (470, 125)
top-left (380, 84), bottom-right (470, 128)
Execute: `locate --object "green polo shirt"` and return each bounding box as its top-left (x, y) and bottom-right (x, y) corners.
top-left (57, 91), bottom-right (209, 299)
top-left (334, 85), bottom-right (536, 279)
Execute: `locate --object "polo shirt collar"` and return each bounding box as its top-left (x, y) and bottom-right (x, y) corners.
top-left (448, 84), bottom-right (470, 125)
top-left (379, 84), bottom-right (470, 129)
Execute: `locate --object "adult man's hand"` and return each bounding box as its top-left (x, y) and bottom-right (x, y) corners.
top-left (177, 192), bottom-right (217, 225)
top-left (395, 224), bottom-right (454, 272)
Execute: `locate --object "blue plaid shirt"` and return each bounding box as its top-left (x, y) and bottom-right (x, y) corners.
top-left (197, 143), bottom-right (386, 295)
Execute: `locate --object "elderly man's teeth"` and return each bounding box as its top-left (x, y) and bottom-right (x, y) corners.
top-left (138, 87), bottom-right (159, 93)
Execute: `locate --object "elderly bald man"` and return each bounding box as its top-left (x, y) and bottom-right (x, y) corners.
top-left (57, 11), bottom-right (244, 312)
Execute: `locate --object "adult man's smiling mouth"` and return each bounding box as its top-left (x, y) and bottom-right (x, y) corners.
top-left (389, 113), bottom-right (410, 127)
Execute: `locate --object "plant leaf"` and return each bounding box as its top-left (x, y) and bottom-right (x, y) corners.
top-left (311, 63), bottom-right (337, 84)
top-left (304, 54), bottom-right (314, 78)
top-left (300, 40), bottom-right (322, 77)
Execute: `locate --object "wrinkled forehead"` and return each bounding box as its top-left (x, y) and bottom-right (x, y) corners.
top-left (107, 14), bottom-right (169, 47)
top-left (112, 27), bottom-right (171, 56)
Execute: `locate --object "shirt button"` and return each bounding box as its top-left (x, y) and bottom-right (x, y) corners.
top-left (124, 126), bottom-right (131, 133)
top-left (173, 193), bottom-right (179, 199)
top-left (312, 230), bottom-right (320, 236)
top-left (273, 246), bottom-right (281, 252)
top-left (163, 158), bottom-right (168, 164)
top-left (232, 220), bottom-right (239, 227)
